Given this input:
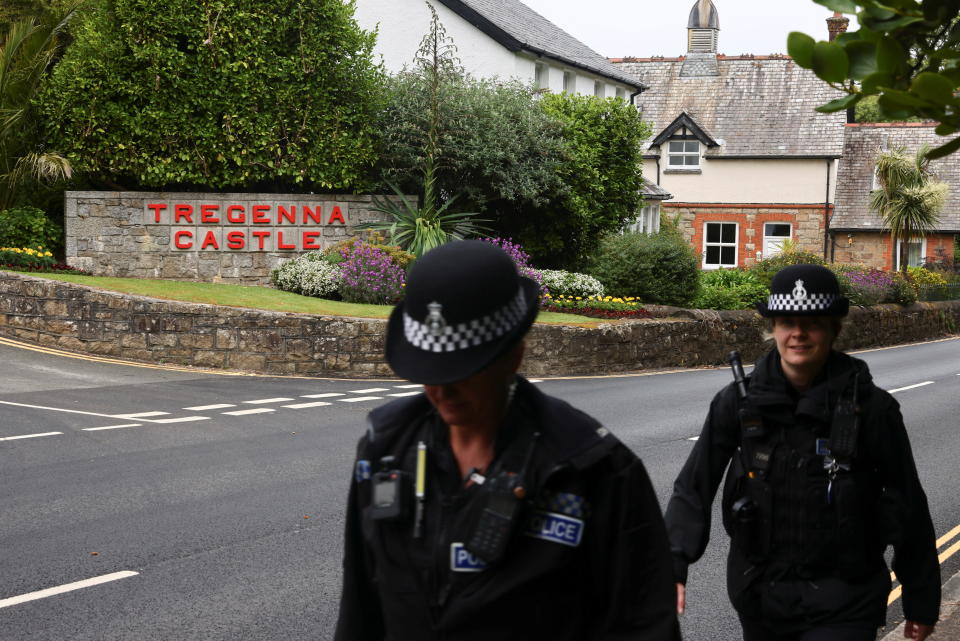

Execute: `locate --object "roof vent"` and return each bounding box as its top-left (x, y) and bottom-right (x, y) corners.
top-left (687, 0), bottom-right (719, 53)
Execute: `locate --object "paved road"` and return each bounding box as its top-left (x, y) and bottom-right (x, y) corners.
top-left (0, 335), bottom-right (958, 640)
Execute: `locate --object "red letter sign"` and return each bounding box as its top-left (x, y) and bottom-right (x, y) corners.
top-left (174, 230), bottom-right (194, 249)
top-left (251, 230), bottom-right (271, 250)
top-left (200, 204), bottom-right (220, 224)
top-left (277, 205), bottom-right (296, 225)
top-left (226, 230), bottom-right (246, 250)
top-left (327, 206), bottom-right (346, 225)
top-left (226, 205), bottom-right (246, 224)
top-left (302, 205), bottom-right (322, 225)
top-left (302, 230), bottom-right (321, 250)
top-left (147, 203), bottom-right (167, 223)
top-left (174, 204), bottom-right (194, 223)
top-left (200, 230), bottom-right (220, 250)
top-left (252, 204), bottom-right (270, 224)
top-left (277, 231), bottom-right (296, 250)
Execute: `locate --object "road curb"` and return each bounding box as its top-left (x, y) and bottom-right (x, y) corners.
top-left (880, 569), bottom-right (960, 640)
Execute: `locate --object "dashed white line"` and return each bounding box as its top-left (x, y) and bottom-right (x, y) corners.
top-left (349, 388), bottom-right (389, 393)
top-left (282, 401), bottom-right (333, 409)
top-left (183, 404), bottom-right (236, 411)
top-left (242, 398), bottom-right (295, 404)
top-left (888, 381), bottom-right (935, 394)
top-left (114, 411), bottom-right (170, 419)
top-left (151, 416), bottom-right (212, 424)
top-left (394, 384), bottom-right (422, 389)
top-left (82, 424), bottom-right (142, 432)
top-left (528, 379), bottom-right (543, 383)
top-left (339, 396), bottom-right (382, 403)
top-left (687, 436), bottom-right (699, 442)
top-left (0, 400), bottom-right (119, 418)
top-left (0, 432), bottom-right (63, 441)
top-left (222, 408), bottom-right (276, 416)
top-left (388, 392), bottom-right (421, 397)
top-left (0, 571), bottom-right (139, 609)
top-left (300, 393), bottom-right (345, 399)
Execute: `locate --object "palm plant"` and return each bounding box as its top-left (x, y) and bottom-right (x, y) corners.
top-left (0, 6), bottom-right (76, 211)
top-left (363, 3), bottom-right (488, 257)
top-left (870, 145), bottom-right (948, 275)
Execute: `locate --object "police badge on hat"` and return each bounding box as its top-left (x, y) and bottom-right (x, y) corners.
top-left (757, 265), bottom-right (849, 317)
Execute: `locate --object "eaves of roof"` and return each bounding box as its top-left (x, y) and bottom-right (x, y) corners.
top-left (650, 111), bottom-right (719, 148)
top-left (435, 0), bottom-right (646, 90)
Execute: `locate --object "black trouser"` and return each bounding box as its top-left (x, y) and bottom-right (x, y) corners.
top-left (740, 618), bottom-right (878, 641)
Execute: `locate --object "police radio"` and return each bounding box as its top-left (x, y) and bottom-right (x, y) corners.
top-left (466, 432), bottom-right (540, 564)
top-left (370, 456), bottom-right (411, 521)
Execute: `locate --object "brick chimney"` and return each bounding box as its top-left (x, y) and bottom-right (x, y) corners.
top-left (827, 11), bottom-right (849, 41)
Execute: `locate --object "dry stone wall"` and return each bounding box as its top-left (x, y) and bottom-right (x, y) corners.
top-left (2, 272), bottom-right (958, 378)
top-left (65, 191), bottom-right (393, 285)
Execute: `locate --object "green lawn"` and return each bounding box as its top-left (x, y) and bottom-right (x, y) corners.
top-left (6, 271), bottom-right (598, 324)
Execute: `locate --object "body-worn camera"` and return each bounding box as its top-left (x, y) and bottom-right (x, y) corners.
top-left (371, 456), bottom-right (411, 522)
top-left (465, 472), bottom-right (524, 564)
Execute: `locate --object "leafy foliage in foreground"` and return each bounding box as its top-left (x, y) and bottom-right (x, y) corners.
top-left (789, 0), bottom-right (960, 158)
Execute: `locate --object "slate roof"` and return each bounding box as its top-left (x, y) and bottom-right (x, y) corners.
top-left (831, 123), bottom-right (960, 232)
top-left (642, 180), bottom-right (672, 200)
top-left (437, 0), bottom-right (643, 89)
top-left (610, 56), bottom-right (847, 157)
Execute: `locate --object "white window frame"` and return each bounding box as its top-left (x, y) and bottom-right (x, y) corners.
top-left (563, 71), bottom-right (574, 94)
top-left (615, 87), bottom-right (626, 100)
top-left (762, 222), bottom-right (793, 259)
top-left (534, 63), bottom-right (547, 91)
top-left (625, 203), bottom-right (661, 234)
top-left (593, 80), bottom-right (603, 97)
top-left (895, 237), bottom-right (927, 270)
top-left (667, 139), bottom-right (701, 168)
top-left (702, 221), bottom-right (738, 269)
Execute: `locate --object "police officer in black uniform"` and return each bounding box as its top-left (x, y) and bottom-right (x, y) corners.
top-left (666, 264), bottom-right (941, 641)
top-left (334, 240), bottom-right (680, 641)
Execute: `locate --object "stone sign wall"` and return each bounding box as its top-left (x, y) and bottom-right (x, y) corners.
top-left (65, 191), bottom-right (392, 285)
top-left (2, 271), bottom-right (957, 378)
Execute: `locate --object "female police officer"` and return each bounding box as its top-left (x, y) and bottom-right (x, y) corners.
top-left (665, 264), bottom-right (941, 641)
top-left (334, 240), bottom-right (679, 641)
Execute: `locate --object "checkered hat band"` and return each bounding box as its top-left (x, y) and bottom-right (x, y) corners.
top-left (766, 292), bottom-right (838, 312)
top-left (403, 287), bottom-right (528, 353)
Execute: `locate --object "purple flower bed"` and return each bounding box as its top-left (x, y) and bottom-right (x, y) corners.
top-left (481, 237), bottom-right (548, 298)
top-left (337, 240), bottom-right (406, 305)
top-left (844, 268), bottom-right (894, 306)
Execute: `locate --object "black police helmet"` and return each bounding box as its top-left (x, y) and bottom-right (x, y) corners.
top-left (757, 264), bottom-right (849, 317)
top-left (385, 240), bottom-right (540, 385)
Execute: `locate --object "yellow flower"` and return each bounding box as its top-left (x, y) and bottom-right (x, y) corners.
top-left (575, 296), bottom-right (582, 300)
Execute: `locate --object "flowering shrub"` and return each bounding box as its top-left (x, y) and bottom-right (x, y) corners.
top-left (907, 266), bottom-right (947, 288)
top-left (337, 241), bottom-right (406, 304)
top-left (481, 237), bottom-right (547, 297)
top-left (271, 251), bottom-right (341, 298)
top-left (693, 269), bottom-right (769, 310)
top-left (541, 294), bottom-right (652, 319)
top-left (0, 246), bottom-right (55, 268)
top-left (324, 234), bottom-right (415, 270)
top-left (539, 269), bottom-right (604, 299)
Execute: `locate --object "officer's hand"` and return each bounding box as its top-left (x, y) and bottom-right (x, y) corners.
top-left (904, 621), bottom-right (935, 640)
top-left (676, 583), bottom-right (685, 616)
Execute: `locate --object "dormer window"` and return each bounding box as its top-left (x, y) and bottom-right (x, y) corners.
top-left (668, 140), bottom-right (700, 167)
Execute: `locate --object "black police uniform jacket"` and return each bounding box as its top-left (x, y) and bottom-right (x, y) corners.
top-left (664, 349), bottom-right (940, 629)
top-left (334, 377), bottom-right (680, 641)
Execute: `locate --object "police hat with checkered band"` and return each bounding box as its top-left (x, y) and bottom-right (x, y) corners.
top-left (385, 240), bottom-right (540, 385)
top-left (757, 264), bottom-right (849, 317)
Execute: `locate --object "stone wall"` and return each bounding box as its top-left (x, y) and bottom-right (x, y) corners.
top-left (2, 272), bottom-right (958, 378)
top-left (832, 232), bottom-right (956, 271)
top-left (65, 191), bottom-right (393, 285)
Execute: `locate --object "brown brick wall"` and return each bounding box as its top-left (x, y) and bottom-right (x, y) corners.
top-left (833, 232), bottom-right (956, 270)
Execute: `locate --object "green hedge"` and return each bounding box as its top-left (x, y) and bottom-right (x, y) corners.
top-left (589, 231), bottom-right (699, 307)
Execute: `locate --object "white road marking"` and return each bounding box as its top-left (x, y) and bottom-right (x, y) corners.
top-left (113, 411), bottom-right (170, 419)
top-left (183, 404), bottom-right (236, 411)
top-left (0, 432), bottom-right (62, 441)
top-left (687, 436), bottom-right (699, 442)
top-left (151, 416), bottom-right (211, 424)
top-left (339, 396), bottom-right (382, 403)
top-left (282, 401), bottom-right (333, 409)
top-left (349, 388), bottom-right (389, 393)
top-left (888, 381), bottom-right (935, 394)
top-left (528, 379), bottom-right (543, 383)
top-left (0, 571), bottom-right (139, 609)
top-left (242, 398), bottom-right (295, 404)
top-left (0, 400), bottom-right (119, 419)
top-left (388, 392), bottom-right (421, 397)
top-left (394, 384), bottom-right (422, 389)
top-left (82, 424), bottom-right (142, 432)
top-left (222, 408), bottom-right (275, 416)
top-left (300, 393), bottom-right (345, 399)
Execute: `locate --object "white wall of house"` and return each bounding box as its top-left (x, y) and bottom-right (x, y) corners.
top-left (354, 0), bottom-right (635, 97)
top-left (354, 0), bottom-right (518, 77)
top-left (642, 156), bottom-right (838, 204)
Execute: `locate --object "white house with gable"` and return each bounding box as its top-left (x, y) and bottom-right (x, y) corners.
top-left (353, 0), bottom-right (643, 99)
